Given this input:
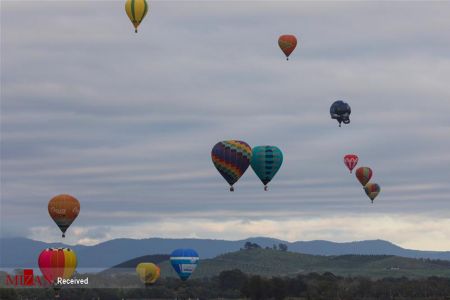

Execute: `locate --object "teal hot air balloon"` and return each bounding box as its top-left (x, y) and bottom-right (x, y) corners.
top-left (250, 146), bottom-right (283, 191)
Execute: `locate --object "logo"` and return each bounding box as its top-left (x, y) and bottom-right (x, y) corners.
top-left (50, 207), bottom-right (66, 215)
top-left (5, 269), bottom-right (51, 287)
top-left (72, 207), bottom-right (80, 215)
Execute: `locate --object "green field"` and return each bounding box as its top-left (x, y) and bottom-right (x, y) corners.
top-left (154, 248), bottom-right (450, 279)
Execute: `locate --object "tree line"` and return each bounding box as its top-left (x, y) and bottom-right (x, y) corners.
top-left (2, 269), bottom-right (450, 300)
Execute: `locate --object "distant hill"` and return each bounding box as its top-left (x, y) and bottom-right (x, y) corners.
top-left (103, 254), bottom-right (170, 274)
top-left (109, 248), bottom-right (450, 279)
top-left (1, 237), bottom-right (449, 269)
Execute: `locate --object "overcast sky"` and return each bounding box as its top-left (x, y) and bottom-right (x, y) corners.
top-left (1, 1), bottom-right (449, 250)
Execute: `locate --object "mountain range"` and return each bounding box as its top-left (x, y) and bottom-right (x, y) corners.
top-left (1, 237), bottom-right (449, 269)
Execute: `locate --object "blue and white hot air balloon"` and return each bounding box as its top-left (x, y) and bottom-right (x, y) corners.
top-left (170, 248), bottom-right (199, 281)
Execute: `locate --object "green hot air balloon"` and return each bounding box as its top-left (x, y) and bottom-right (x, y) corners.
top-left (250, 146), bottom-right (283, 191)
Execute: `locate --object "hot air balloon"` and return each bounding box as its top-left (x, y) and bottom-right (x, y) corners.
top-left (344, 154), bottom-right (358, 173)
top-left (278, 35), bottom-right (297, 60)
top-left (364, 183), bottom-right (380, 203)
top-left (250, 146), bottom-right (283, 191)
top-left (211, 140), bottom-right (252, 191)
top-left (136, 263), bottom-right (160, 286)
top-left (48, 194), bottom-right (80, 238)
top-left (355, 167), bottom-right (372, 187)
top-left (125, 0), bottom-right (149, 33)
top-left (170, 249), bottom-right (199, 281)
top-left (38, 248), bottom-right (77, 293)
top-left (330, 100), bottom-right (351, 127)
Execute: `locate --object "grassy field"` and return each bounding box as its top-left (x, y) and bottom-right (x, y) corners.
top-left (153, 248), bottom-right (450, 279)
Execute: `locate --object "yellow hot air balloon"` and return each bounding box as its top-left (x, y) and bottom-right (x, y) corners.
top-left (364, 183), bottom-right (381, 203)
top-left (125, 0), bottom-right (149, 33)
top-left (136, 263), bottom-right (160, 286)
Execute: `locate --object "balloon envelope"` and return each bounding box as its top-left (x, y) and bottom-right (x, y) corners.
top-left (125, 0), bottom-right (149, 33)
top-left (170, 249), bottom-right (199, 281)
top-left (38, 248), bottom-right (77, 284)
top-left (355, 167), bottom-right (372, 187)
top-left (48, 194), bottom-right (80, 237)
top-left (211, 140), bottom-right (252, 190)
top-left (251, 146), bottom-right (283, 189)
top-left (278, 35), bottom-right (297, 59)
top-left (330, 100), bottom-right (351, 126)
top-left (136, 263), bottom-right (160, 285)
top-left (364, 183), bottom-right (380, 202)
top-left (344, 154), bottom-right (358, 173)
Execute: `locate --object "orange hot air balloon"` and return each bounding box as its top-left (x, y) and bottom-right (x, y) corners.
top-left (48, 194), bottom-right (80, 238)
top-left (344, 154), bottom-right (358, 173)
top-left (278, 35), bottom-right (297, 60)
top-left (355, 167), bottom-right (372, 187)
top-left (364, 183), bottom-right (380, 203)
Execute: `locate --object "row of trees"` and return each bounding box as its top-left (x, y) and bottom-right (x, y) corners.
top-left (243, 242), bottom-right (288, 251)
top-left (2, 269), bottom-right (450, 299)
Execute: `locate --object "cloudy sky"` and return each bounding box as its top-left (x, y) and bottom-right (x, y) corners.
top-left (1, 1), bottom-right (449, 250)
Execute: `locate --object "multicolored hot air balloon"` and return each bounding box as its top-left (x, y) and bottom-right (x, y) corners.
top-left (211, 140), bottom-right (252, 191)
top-left (330, 100), bottom-right (351, 127)
top-left (125, 0), bottom-right (149, 33)
top-left (136, 263), bottom-right (160, 286)
top-left (355, 167), bottom-right (372, 187)
top-left (344, 154), bottom-right (358, 173)
top-left (170, 249), bottom-right (199, 281)
top-left (364, 183), bottom-right (380, 203)
top-left (278, 35), bottom-right (297, 60)
top-left (38, 248), bottom-right (77, 284)
top-left (251, 146), bottom-right (283, 191)
top-left (48, 194), bottom-right (80, 238)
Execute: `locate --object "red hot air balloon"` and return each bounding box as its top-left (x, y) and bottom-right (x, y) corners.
top-left (344, 154), bottom-right (358, 173)
top-left (38, 248), bottom-right (77, 297)
top-left (355, 167), bottom-right (372, 187)
top-left (278, 35), bottom-right (297, 60)
top-left (38, 248), bottom-right (77, 284)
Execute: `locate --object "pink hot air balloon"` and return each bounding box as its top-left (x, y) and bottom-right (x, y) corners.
top-left (38, 248), bottom-right (77, 283)
top-left (344, 154), bottom-right (359, 173)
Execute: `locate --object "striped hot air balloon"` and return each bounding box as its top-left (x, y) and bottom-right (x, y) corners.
top-left (211, 140), bottom-right (252, 191)
top-left (38, 248), bottom-right (77, 284)
top-left (170, 249), bottom-right (199, 281)
top-left (48, 194), bottom-right (80, 238)
top-left (355, 167), bottom-right (373, 187)
top-left (125, 0), bottom-right (149, 33)
top-left (251, 146), bottom-right (283, 191)
top-left (364, 183), bottom-right (380, 203)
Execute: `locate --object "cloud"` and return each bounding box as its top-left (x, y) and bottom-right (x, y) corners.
top-left (1, 1), bottom-right (450, 250)
top-left (27, 214), bottom-right (450, 251)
